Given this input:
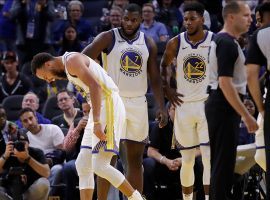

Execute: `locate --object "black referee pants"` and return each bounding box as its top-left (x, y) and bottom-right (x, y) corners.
top-left (205, 90), bottom-right (241, 200)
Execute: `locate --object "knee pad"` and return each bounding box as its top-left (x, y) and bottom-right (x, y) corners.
top-left (92, 153), bottom-right (125, 188)
top-left (75, 148), bottom-right (94, 189)
top-left (255, 149), bottom-right (266, 171)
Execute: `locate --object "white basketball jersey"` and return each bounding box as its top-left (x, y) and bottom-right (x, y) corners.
top-left (62, 52), bottom-right (119, 103)
top-left (176, 31), bottom-right (213, 102)
top-left (102, 28), bottom-right (149, 98)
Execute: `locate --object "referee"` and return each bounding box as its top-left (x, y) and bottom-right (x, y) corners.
top-left (246, 20), bottom-right (270, 200)
top-left (205, 2), bottom-right (258, 199)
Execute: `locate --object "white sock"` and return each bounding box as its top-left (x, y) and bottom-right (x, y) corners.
top-left (183, 193), bottom-right (193, 200)
top-left (128, 190), bottom-right (143, 200)
top-left (205, 195), bottom-right (209, 200)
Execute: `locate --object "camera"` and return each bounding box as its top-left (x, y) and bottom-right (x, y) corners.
top-left (13, 141), bottom-right (25, 152)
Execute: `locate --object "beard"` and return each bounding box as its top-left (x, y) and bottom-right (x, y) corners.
top-left (121, 24), bottom-right (141, 37)
top-left (52, 69), bottom-right (67, 79)
top-left (187, 27), bottom-right (200, 36)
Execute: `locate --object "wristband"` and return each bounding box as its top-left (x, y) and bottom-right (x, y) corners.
top-left (94, 121), bottom-right (101, 125)
top-left (24, 156), bottom-right (31, 164)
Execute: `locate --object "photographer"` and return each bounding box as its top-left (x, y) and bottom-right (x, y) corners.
top-left (0, 133), bottom-right (50, 200)
top-left (19, 107), bottom-right (65, 197)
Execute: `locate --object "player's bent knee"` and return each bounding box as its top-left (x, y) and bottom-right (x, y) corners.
top-left (75, 148), bottom-right (92, 175)
top-left (92, 156), bottom-right (125, 188)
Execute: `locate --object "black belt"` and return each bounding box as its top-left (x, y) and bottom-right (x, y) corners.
top-left (208, 87), bottom-right (244, 101)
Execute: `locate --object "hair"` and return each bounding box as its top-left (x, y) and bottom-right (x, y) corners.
top-left (222, 1), bottom-right (243, 20)
top-left (258, 2), bottom-right (270, 21)
top-left (19, 107), bottom-right (36, 118)
top-left (124, 3), bottom-right (142, 15)
top-left (56, 89), bottom-right (75, 99)
top-left (24, 91), bottom-right (40, 104)
top-left (59, 24), bottom-right (82, 55)
top-left (31, 52), bottom-right (54, 75)
top-left (142, 3), bottom-right (155, 13)
top-left (255, 4), bottom-right (262, 14)
top-left (68, 0), bottom-right (84, 13)
top-left (110, 5), bottom-right (124, 15)
top-left (183, 1), bottom-right (205, 17)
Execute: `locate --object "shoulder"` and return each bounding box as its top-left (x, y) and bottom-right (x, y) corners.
top-left (154, 21), bottom-right (166, 28)
top-left (166, 35), bottom-right (179, 49)
top-left (28, 147), bottom-right (46, 161)
top-left (213, 33), bottom-right (236, 45)
top-left (52, 114), bottom-right (63, 122)
top-left (29, 146), bottom-right (44, 155)
top-left (43, 124), bottom-right (62, 132)
top-left (96, 30), bottom-right (114, 41)
top-left (65, 52), bottom-right (86, 65)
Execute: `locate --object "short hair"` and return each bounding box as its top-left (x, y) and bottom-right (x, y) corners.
top-left (56, 89), bottom-right (74, 99)
top-left (19, 107), bottom-right (36, 118)
top-left (142, 3), bottom-right (155, 13)
top-left (68, 0), bottom-right (84, 13)
top-left (258, 2), bottom-right (270, 20)
top-left (31, 52), bottom-right (54, 75)
top-left (24, 91), bottom-right (40, 104)
top-left (255, 4), bottom-right (262, 14)
top-left (110, 5), bottom-right (124, 15)
top-left (124, 3), bottom-right (142, 15)
top-left (222, 1), bottom-right (243, 20)
top-left (183, 2), bottom-right (205, 17)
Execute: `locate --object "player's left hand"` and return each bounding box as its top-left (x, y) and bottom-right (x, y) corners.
top-left (156, 109), bottom-right (168, 128)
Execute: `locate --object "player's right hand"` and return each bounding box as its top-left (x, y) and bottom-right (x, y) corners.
top-left (242, 114), bottom-right (259, 133)
top-left (93, 123), bottom-right (106, 141)
top-left (163, 86), bottom-right (183, 106)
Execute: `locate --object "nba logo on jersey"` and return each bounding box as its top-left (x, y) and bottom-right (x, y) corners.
top-left (183, 53), bottom-right (206, 84)
top-left (120, 48), bottom-right (143, 77)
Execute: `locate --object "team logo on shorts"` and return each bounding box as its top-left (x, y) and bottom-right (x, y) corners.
top-left (183, 55), bottom-right (206, 83)
top-left (120, 49), bottom-right (143, 77)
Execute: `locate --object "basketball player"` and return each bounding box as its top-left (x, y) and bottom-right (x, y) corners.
top-left (246, 2), bottom-right (270, 198)
top-left (206, 2), bottom-right (258, 199)
top-left (31, 52), bottom-right (145, 200)
top-left (160, 2), bottom-right (211, 200)
top-left (82, 3), bottom-right (167, 193)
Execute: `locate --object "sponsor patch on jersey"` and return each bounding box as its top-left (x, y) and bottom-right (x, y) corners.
top-left (120, 49), bottom-right (143, 77)
top-left (183, 54), bottom-right (206, 83)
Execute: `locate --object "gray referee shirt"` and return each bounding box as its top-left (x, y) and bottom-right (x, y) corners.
top-left (208, 33), bottom-right (247, 95)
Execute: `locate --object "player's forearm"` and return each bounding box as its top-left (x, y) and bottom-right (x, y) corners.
top-left (89, 84), bottom-right (102, 122)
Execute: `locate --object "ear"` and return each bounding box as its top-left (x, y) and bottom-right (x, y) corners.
top-left (44, 60), bottom-right (52, 70)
